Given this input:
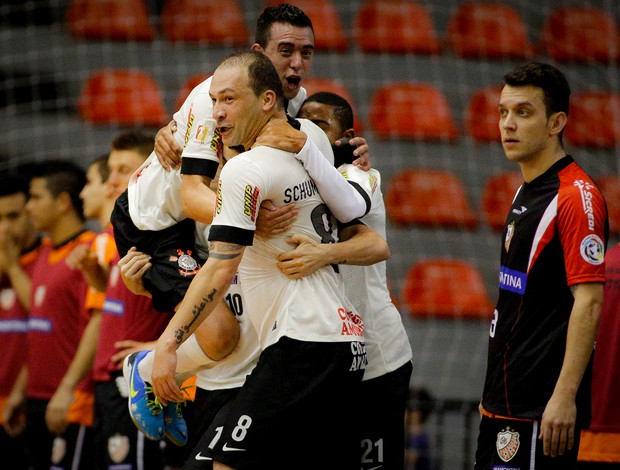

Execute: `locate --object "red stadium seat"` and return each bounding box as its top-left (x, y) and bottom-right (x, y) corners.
top-left (564, 91), bottom-right (620, 148)
top-left (596, 176), bottom-right (620, 235)
top-left (465, 86), bottom-right (502, 143)
top-left (354, 0), bottom-right (440, 54)
top-left (402, 258), bottom-right (494, 319)
top-left (541, 6), bottom-right (620, 63)
top-left (368, 83), bottom-right (458, 142)
top-left (66, 0), bottom-right (155, 41)
top-left (481, 171), bottom-right (523, 231)
top-left (385, 168), bottom-right (477, 228)
top-left (78, 69), bottom-right (167, 126)
top-left (446, 2), bottom-right (533, 60)
top-left (302, 77), bottom-right (363, 133)
top-left (161, 0), bottom-right (249, 46)
top-left (263, 0), bottom-right (348, 52)
top-left (174, 73), bottom-right (213, 112)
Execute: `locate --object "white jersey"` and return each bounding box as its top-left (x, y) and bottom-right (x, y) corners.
top-left (127, 77), bottom-right (219, 230)
top-left (338, 164), bottom-right (413, 380)
top-left (194, 269), bottom-right (260, 390)
top-left (209, 143), bottom-right (364, 350)
top-left (127, 76), bottom-right (312, 230)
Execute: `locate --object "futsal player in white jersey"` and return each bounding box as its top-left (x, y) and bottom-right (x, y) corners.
top-left (271, 92), bottom-right (414, 469)
top-left (147, 51), bottom-right (367, 470)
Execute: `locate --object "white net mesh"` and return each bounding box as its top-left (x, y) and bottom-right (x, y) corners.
top-left (2, 0), bottom-right (619, 467)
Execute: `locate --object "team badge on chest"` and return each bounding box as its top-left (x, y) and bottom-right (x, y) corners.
top-left (496, 427), bottom-right (520, 462)
top-left (504, 221), bottom-right (515, 252)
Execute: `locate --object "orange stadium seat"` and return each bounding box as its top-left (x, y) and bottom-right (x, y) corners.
top-left (302, 76), bottom-right (363, 133)
top-left (596, 176), bottom-right (620, 235)
top-left (384, 168), bottom-right (477, 228)
top-left (66, 0), bottom-right (155, 41)
top-left (368, 83), bottom-right (458, 141)
top-left (78, 69), bottom-right (167, 126)
top-left (465, 86), bottom-right (502, 143)
top-left (402, 258), bottom-right (494, 319)
top-left (354, 0), bottom-right (440, 54)
top-left (161, 0), bottom-right (249, 46)
top-left (263, 0), bottom-right (348, 51)
top-left (446, 2), bottom-right (533, 60)
top-left (541, 6), bottom-right (620, 63)
top-left (481, 171), bottom-right (523, 231)
top-left (174, 73), bottom-right (212, 111)
top-left (564, 91), bottom-right (620, 148)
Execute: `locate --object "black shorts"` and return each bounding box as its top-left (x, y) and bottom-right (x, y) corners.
top-left (360, 360), bottom-right (413, 470)
top-left (110, 190), bottom-right (205, 312)
top-left (475, 414), bottom-right (582, 470)
top-left (183, 387), bottom-right (241, 469)
top-left (199, 337), bottom-right (365, 470)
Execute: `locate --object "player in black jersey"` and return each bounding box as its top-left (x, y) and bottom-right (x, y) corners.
top-left (474, 62), bottom-right (608, 469)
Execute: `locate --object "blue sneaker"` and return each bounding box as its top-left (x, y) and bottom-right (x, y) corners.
top-left (164, 401), bottom-right (188, 446)
top-left (123, 351), bottom-right (164, 440)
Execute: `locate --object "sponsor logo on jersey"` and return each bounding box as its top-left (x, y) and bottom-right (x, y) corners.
top-left (216, 180), bottom-right (222, 214)
top-left (511, 205), bottom-right (527, 215)
top-left (369, 174), bottom-right (378, 195)
top-left (28, 317), bottom-right (52, 332)
top-left (0, 318), bottom-right (28, 333)
top-left (574, 179), bottom-right (597, 231)
top-left (580, 234), bottom-right (605, 265)
top-left (222, 442), bottom-right (247, 452)
top-left (504, 221), bottom-right (515, 252)
top-left (243, 185), bottom-right (259, 222)
top-left (283, 179), bottom-right (319, 203)
top-left (499, 266), bottom-right (526, 294)
top-left (211, 127), bottom-right (222, 156)
top-left (496, 428), bottom-right (520, 462)
top-left (108, 434), bottom-right (130, 464)
top-left (169, 249), bottom-right (201, 276)
top-left (338, 307), bottom-right (364, 337)
top-left (103, 298), bottom-right (124, 316)
top-left (349, 341), bottom-right (368, 371)
top-left (184, 104), bottom-right (194, 149)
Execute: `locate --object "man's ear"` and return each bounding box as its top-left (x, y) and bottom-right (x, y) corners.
top-left (251, 43), bottom-right (263, 53)
top-left (263, 90), bottom-right (277, 111)
top-left (549, 112), bottom-right (567, 137)
top-left (343, 128), bottom-right (355, 140)
top-left (55, 191), bottom-right (73, 214)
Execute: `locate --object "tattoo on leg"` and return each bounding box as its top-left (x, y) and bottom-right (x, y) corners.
top-left (173, 288), bottom-right (218, 345)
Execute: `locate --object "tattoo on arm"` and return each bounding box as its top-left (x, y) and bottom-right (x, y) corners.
top-left (173, 288), bottom-right (218, 345)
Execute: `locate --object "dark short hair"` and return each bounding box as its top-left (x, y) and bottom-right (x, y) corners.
top-left (111, 129), bottom-right (154, 160)
top-left (90, 153), bottom-right (110, 183)
top-left (255, 3), bottom-right (314, 47)
top-left (0, 171), bottom-right (30, 199)
top-left (303, 91), bottom-right (354, 132)
top-left (219, 51), bottom-right (285, 107)
top-left (502, 61), bottom-right (571, 117)
top-left (29, 159), bottom-right (86, 220)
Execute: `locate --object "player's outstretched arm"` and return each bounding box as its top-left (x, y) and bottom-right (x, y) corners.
top-left (152, 241), bottom-right (244, 404)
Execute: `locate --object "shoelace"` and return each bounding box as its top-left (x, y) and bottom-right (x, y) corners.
top-left (144, 384), bottom-right (164, 415)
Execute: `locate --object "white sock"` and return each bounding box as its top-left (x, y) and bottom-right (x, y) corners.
top-left (137, 334), bottom-right (217, 384)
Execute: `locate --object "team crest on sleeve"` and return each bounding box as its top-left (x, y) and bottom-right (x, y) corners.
top-left (580, 234), bottom-right (605, 265)
top-left (243, 185), bottom-right (259, 222)
top-left (496, 427), bottom-right (520, 462)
